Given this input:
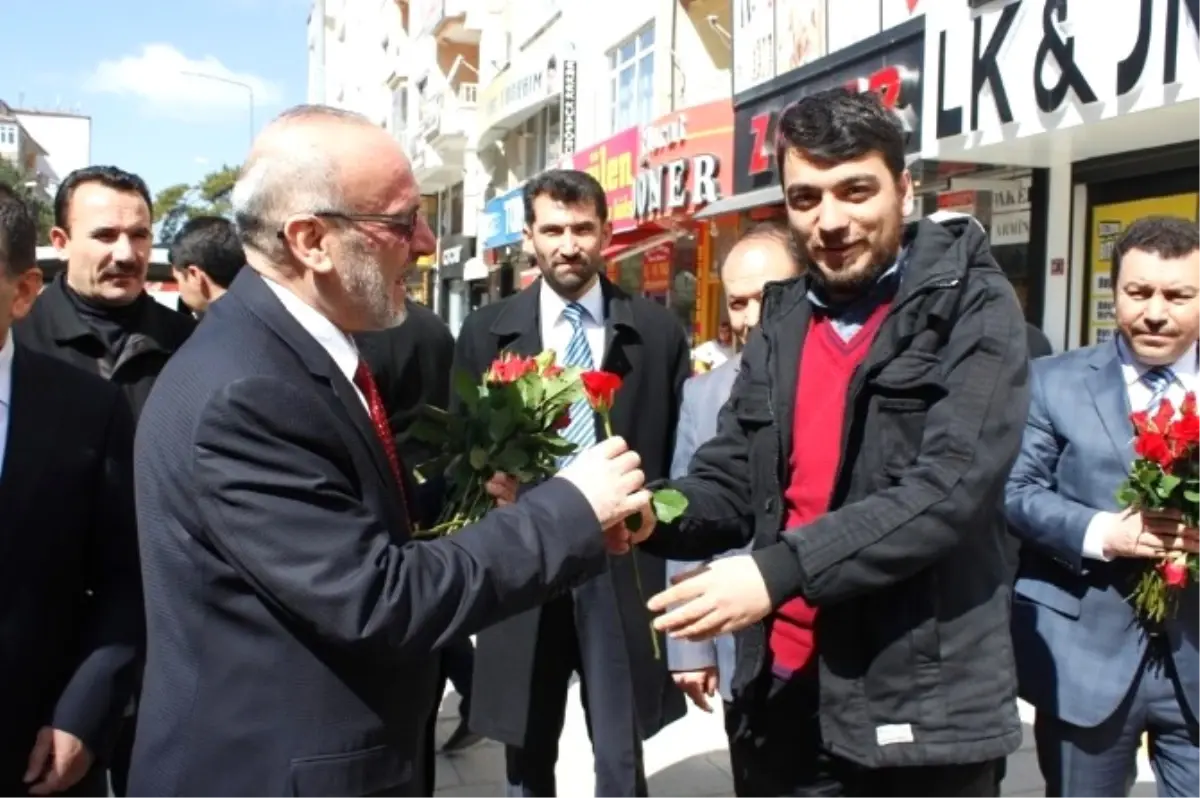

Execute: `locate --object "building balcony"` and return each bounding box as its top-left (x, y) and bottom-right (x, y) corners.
top-left (418, 82), bottom-right (477, 151)
top-left (410, 0), bottom-right (481, 43)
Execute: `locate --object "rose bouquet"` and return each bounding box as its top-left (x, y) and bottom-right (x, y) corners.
top-left (404, 350), bottom-right (584, 537)
top-left (1116, 390), bottom-right (1199, 623)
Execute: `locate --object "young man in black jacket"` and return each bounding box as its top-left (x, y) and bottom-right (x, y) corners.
top-left (636, 89), bottom-right (1030, 796)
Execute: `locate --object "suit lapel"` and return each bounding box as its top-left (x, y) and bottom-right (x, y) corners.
top-left (225, 271), bottom-right (408, 522)
top-left (491, 282), bottom-right (544, 358)
top-left (1087, 343), bottom-right (1135, 474)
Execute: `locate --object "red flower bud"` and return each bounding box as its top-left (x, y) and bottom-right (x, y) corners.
top-left (552, 408), bottom-right (570, 429)
top-left (1160, 559), bottom-right (1189, 589)
top-left (580, 370), bottom-right (623, 415)
top-left (1135, 431), bottom-right (1174, 469)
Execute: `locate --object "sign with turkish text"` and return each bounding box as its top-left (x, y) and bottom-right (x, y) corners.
top-left (560, 59), bottom-right (578, 154)
top-left (569, 127), bottom-right (640, 233)
top-left (480, 186), bottom-right (526, 250)
top-left (733, 20), bottom-right (924, 194)
top-left (635, 100), bottom-right (734, 222)
top-left (924, 0), bottom-right (1200, 157)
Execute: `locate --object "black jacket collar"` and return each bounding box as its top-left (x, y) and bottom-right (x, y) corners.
top-left (36, 273), bottom-right (194, 356)
top-left (489, 275), bottom-right (639, 341)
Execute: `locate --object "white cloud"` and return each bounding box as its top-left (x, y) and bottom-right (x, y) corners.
top-left (84, 44), bottom-right (283, 121)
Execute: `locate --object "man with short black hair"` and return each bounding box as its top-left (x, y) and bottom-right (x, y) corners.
top-left (456, 168), bottom-right (689, 797)
top-left (637, 88), bottom-right (1030, 796)
top-left (1006, 215), bottom-right (1199, 797)
top-left (15, 165), bottom-right (195, 419)
top-left (0, 184), bottom-right (142, 798)
top-left (169, 215), bottom-right (246, 317)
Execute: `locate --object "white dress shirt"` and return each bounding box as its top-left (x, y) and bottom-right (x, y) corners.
top-left (0, 331), bottom-right (12, 482)
top-left (262, 277), bottom-right (368, 410)
top-left (539, 278), bottom-right (605, 368)
top-left (1082, 340), bottom-right (1200, 560)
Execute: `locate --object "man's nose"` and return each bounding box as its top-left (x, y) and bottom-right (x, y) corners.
top-left (410, 217), bottom-right (436, 257)
top-left (816, 197), bottom-right (850, 233)
top-left (1143, 294), bottom-right (1169, 326)
top-left (112, 234), bottom-right (135, 262)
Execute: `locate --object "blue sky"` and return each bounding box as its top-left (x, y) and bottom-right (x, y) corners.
top-left (0, 0), bottom-right (309, 198)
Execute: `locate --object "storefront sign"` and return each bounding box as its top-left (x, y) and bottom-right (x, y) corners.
top-left (635, 100), bottom-right (734, 222)
top-left (480, 186), bottom-right (526, 250)
top-left (569, 127), bottom-right (639, 233)
top-left (926, 0), bottom-right (1199, 152)
top-left (560, 59), bottom-right (578, 154)
top-left (478, 53), bottom-right (560, 145)
top-left (642, 244), bottom-right (674, 293)
top-left (733, 20), bottom-right (924, 194)
top-left (439, 234), bottom-right (476, 281)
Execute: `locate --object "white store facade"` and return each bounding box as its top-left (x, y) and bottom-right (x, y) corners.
top-left (921, 0), bottom-right (1199, 353)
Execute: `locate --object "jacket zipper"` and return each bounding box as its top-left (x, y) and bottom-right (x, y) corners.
top-left (828, 277), bottom-right (962, 506)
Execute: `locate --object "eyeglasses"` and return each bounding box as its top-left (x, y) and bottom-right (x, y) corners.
top-left (313, 209), bottom-right (421, 238)
top-left (273, 208), bottom-right (422, 243)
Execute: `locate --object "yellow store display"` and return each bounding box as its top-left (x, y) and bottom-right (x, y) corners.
top-left (1088, 193), bottom-right (1199, 345)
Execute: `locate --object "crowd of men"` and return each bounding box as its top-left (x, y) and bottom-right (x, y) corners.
top-left (0, 87), bottom-right (1195, 798)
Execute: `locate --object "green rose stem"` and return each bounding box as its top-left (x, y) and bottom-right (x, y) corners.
top-left (598, 411), bottom-right (661, 661)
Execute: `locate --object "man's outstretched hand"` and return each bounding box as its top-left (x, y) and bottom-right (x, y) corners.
top-left (647, 555), bottom-right (772, 641)
top-left (557, 436), bottom-right (652, 554)
top-left (484, 472), bottom-right (519, 507)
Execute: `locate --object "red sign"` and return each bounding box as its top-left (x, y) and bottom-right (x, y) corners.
top-left (642, 244), bottom-right (673, 293)
top-left (635, 100), bottom-right (734, 221)
top-left (570, 127), bottom-right (639, 233)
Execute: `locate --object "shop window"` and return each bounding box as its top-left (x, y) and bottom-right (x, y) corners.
top-left (608, 25), bottom-right (655, 134)
top-left (545, 103), bottom-right (562, 165)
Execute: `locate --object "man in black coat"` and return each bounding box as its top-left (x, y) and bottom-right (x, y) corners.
top-left (15, 165), bottom-right (195, 422)
top-left (638, 90), bottom-right (1029, 796)
top-left (454, 169), bottom-right (689, 797)
top-left (129, 104), bottom-right (653, 797)
top-left (0, 186), bottom-right (142, 797)
top-left (14, 165), bottom-right (195, 795)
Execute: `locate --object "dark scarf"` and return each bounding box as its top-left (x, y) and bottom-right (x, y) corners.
top-left (63, 281), bottom-right (149, 355)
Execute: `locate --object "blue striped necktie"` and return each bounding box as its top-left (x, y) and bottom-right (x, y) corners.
top-left (558, 302), bottom-right (596, 466)
top-left (1141, 366), bottom-right (1176, 411)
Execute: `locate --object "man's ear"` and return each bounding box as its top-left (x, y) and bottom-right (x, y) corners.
top-left (10, 268), bottom-right (44, 321)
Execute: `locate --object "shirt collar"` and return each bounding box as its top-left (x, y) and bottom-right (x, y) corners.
top-left (1117, 336), bottom-right (1199, 386)
top-left (540, 276), bottom-right (605, 326)
top-left (260, 277), bottom-right (360, 384)
top-left (0, 331), bottom-right (12, 409)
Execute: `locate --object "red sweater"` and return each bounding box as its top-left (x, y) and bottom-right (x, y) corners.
top-left (767, 302), bottom-right (891, 677)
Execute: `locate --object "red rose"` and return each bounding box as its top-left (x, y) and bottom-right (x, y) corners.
top-left (1181, 391), bottom-right (1197, 419)
top-left (544, 364), bottom-right (564, 378)
top-left (1135, 431), bottom-right (1173, 469)
top-left (1152, 398), bottom-right (1176, 433)
top-left (1131, 410), bottom-right (1151, 436)
top-left (580, 370), bottom-right (622, 414)
top-left (1160, 559), bottom-right (1190, 589)
top-left (1170, 413), bottom-right (1199, 449)
top-left (552, 408), bottom-right (571, 429)
top-left (488, 354), bottom-right (536, 384)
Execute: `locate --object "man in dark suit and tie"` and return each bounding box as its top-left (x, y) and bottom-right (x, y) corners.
top-left (665, 222), bottom-right (799, 713)
top-left (455, 169), bottom-right (689, 797)
top-left (129, 105), bottom-right (654, 797)
top-left (1006, 215), bottom-right (1199, 797)
top-left (0, 186), bottom-right (142, 796)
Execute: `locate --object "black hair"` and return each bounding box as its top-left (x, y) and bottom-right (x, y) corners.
top-left (1111, 215), bottom-right (1200, 290)
top-left (522, 169), bottom-right (608, 226)
top-left (0, 183), bottom-right (38, 276)
top-left (775, 87), bottom-right (907, 181)
top-left (54, 165), bottom-right (153, 231)
top-left (170, 215), bottom-right (247, 289)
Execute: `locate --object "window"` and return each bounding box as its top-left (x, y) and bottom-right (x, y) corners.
top-left (391, 86), bottom-right (408, 135)
top-left (0, 125), bottom-right (15, 146)
top-left (608, 26), bottom-right (655, 133)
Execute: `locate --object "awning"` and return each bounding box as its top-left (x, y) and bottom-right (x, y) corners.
top-left (463, 257), bottom-right (489, 282)
top-left (693, 185), bottom-right (784, 221)
top-left (602, 227), bottom-right (680, 262)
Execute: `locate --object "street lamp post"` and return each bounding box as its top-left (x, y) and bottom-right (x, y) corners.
top-left (179, 70), bottom-right (256, 148)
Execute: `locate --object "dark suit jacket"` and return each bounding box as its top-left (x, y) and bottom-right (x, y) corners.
top-left (128, 270), bottom-right (611, 797)
top-left (453, 276), bottom-right (690, 747)
top-left (0, 343), bottom-right (141, 794)
top-left (1005, 341), bottom-right (1198, 727)
top-left (354, 300), bottom-right (455, 465)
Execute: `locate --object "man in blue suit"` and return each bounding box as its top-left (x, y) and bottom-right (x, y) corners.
top-left (1006, 215), bottom-right (1199, 797)
top-left (664, 222), bottom-right (800, 792)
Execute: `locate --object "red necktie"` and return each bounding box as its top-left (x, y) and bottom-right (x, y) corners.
top-left (353, 359), bottom-right (412, 523)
